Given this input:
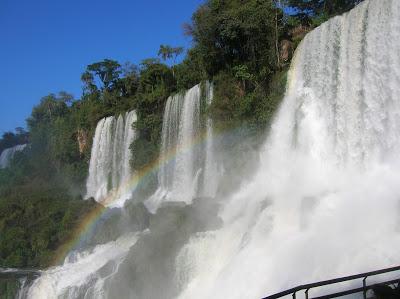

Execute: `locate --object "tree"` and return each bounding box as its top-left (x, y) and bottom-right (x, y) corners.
top-left (119, 62), bottom-right (139, 97)
top-left (130, 58), bottom-right (175, 171)
top-left (0, 128), bottom-right (29, 154)
top-left (0, 132), bottom-right (16, 153)
top-left (81, 71), bottom-right (97, 94)
top-left (27, 94), bottom-right (68, 129)
top-left (323, 0), bottom-right (363, 16)
top-left (158, 45), bottom-right (184, 65)
top-left (58, 91), bottom-right (74, 105)
top-left (137, 58), bottom-right (174, 101)
top-left (187, 0), bottom-right (278, 80)
top-left (158, 45), bottom-right (184, 78)
top-left (85, 59), bottom-right (122, 90)
top-left (286, 0), bottom-right (364, 20)
top-left (15, 127), bottom-right (26, 136)
top-left (174, 47), bottom-right (207, 90)
top-left (14, 127), bottom-right (29, 144)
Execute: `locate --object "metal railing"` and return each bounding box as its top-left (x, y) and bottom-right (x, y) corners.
top-left (262, 265), bottom-right (400, 299)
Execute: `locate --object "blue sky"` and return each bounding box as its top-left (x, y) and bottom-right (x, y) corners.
top-left (0, 0), bottom-right (204, 134)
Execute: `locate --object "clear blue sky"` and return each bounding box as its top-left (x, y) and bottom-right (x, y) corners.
top-left (0, 0), bottom-right (204, 134)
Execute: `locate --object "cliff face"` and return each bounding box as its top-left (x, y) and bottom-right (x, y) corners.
top-left (77, 129), bottom-right (88, 155)
top-left (280, 39), bottom-right (293, 65)
top-left (290, 25), bottom-right (311, 42)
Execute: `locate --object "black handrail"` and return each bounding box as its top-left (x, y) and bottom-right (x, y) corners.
top-left (262, 265), bottom-right (400, 299)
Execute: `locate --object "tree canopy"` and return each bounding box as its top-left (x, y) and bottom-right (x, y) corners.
top-left (158, 45), bottom-right (184, 64)
top-left (286, 0), bottom-right (364, 25)
top-left (84, 59), bottom-right (122, 91)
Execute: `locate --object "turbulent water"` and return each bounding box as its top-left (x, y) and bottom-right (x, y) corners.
top-left (0, 144), bottom-right (27, 168)
top-left (146, 82), bottom-right (218, 212)
top-left (23, 0), bottom-right (400, 298)
top-left (173, 1), bottom-right (400, 297)
top-left (86, 110), bottom-right (137, 206)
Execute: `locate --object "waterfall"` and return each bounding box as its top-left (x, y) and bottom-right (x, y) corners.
top-left (172, 85), bottom-right (201, 201)
top-left (22, 1), bottom-right (400, 298)
top-left (0, 144), bottom-right (27, 169)
top-left (174, 1), bottom-right (400, 298)
top-left (201, 81), bottom-right (218, 198)
top-left (86, 110), bottom-right (137, 205)
top-left (146, 83), bottom-right (218, 212)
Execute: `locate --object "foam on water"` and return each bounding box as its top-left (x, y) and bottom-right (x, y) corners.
top-left (27, 232), bottom-right (143, 299)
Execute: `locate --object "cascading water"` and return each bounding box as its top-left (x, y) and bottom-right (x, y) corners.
top-left (174, 1), bottom-right (400, 298)
top-left (0, 144), bottom-right (27, 168)
top-left (23, 84), bottom-right (219, 298)
top-left (145, 83), bottom-right (218, 212)
top-left (86, 110), bottom-right (137, 206)
top-left (22, 1), bottom-right (400, 298)
top-left (26, 232), bottom-right (143, 299)
top-left (172, 85), bottom-right (201, 200)
top-left (201, 81), bottom-right (218, 198)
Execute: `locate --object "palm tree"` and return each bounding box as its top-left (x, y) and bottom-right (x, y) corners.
top-left (158, 45), bottom-right (184, 77)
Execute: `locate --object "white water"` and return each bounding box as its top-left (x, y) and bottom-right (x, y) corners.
top-left (0, 144), bottom-right (27, 168)
top-left (202, 81), bottom-right (218, 198)
top-left (27, 232), bottom-right (143, 299)
top-left (175, 1), bottom-right (400, 298)
top-left (145, 83), bottom-right (218, 212)
top-left (24, 0), bottom-right (400, 298)
top-left (86, 111), bottom-right (137, 206)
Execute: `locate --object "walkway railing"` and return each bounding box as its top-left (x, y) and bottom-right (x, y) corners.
top-left (262, 265), bottom-right (400, 299)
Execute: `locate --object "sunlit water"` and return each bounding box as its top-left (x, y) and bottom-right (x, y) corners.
top-left (24, 0), bottom-right (400, 298)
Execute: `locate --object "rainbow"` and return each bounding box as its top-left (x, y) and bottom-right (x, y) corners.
top-left (51, 124), bottom-right (239, 266)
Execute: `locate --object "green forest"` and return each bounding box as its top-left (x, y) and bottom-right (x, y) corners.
top-left (0, 0), bottom-right (363, 270)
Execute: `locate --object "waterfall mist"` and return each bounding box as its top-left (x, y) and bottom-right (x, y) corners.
top-left (23, 0), bottom-right (400, 298)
